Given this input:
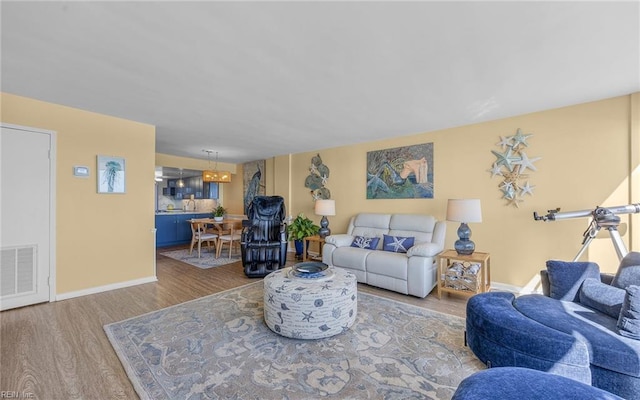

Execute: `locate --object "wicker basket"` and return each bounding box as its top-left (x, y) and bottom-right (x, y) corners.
top-left (444, 261), bottom-right (481, 292)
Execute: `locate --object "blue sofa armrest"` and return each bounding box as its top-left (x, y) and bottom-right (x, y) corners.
top-left (466, 292), bottom-right (591, 383)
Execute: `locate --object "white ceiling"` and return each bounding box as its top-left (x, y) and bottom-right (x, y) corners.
top-left (2, 1), bottom-right (639, 164)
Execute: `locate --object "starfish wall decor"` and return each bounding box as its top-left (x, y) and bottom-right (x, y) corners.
top-left (488, 128), bottom-right (541, 207)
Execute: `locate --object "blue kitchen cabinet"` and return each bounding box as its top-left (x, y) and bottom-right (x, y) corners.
top-left (155, 213), bottom-right (196, 247)
top-left (204, 182), bottom-right (219, 199)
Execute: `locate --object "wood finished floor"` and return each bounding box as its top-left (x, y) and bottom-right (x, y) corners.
top-left (1, 247), bottom-right (469, 400)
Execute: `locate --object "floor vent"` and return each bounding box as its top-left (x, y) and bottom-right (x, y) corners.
top-left (1, 245), bottom-right (37, 298)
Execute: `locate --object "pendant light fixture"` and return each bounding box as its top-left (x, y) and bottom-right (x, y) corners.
top-left (202, 150), bottom-right (232, 183)
top-left (178, 169), bottom-right (185, 187)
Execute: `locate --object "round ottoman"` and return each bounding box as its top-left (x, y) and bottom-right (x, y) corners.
top-left (263, 266), bottom-right (357, 339)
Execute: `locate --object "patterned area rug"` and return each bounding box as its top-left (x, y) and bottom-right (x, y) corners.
top-left (104, 282), bottom-right (483, 400)
top-left (160, 248), bottom-right (240, 269)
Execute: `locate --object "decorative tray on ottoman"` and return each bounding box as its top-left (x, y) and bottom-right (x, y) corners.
top-left (288, 261), bottom-right (334, 279)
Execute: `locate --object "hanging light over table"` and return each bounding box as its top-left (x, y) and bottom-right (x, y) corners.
top-left (202, 150), bottom-right (232, 183)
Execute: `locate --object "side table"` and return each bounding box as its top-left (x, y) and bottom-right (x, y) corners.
top-left (436, 249), bottom-right (491, 299)
top-left (303, 235), bottom-right (325, 261)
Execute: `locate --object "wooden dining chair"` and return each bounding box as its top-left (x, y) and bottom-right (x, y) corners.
top-left (216, 222), bottom-right (242, 259)
top-left (190, 219), bottom-right (218, 258)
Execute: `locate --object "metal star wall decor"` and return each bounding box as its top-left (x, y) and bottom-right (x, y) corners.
top-left (304, 153), bottom-right (331, 200)
top-left (488, 128), bottom-right (541, 207)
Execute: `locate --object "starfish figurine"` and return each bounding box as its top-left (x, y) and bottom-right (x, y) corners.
top-left (487, 163), bottom-right (503, 177)
top-left (511, 128), bottom-right (532, 148)
top-left (512, 151), bottom-right (541, 174)
top-left (321, 174), bottom-right (328, 185)
top-left (491, 148), bottom-right (518, 171)
top-left (521, 181), bottom-right (536, 196)
top-left (501, 186), bottom-right (516, 199)
top-left (500, 181), bottom-right (514, 191)
top-left (502, 169), bottom-right (528, 183)
top-left (496, 136), bottom-right (512, 150)
top-left (309, 164), bottom-right (318, 174)
top-left (507, 196), bottom-right (524, 208)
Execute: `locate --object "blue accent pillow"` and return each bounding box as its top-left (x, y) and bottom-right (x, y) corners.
top-left (350, 236), bottom-right (379, 250)
top-left (546, 260), bottom-right (600, 302)
top-left (579, 278), bottom-right (625, 318)
top-left (618, 285), bottom-right (640, 340)
top-left (382, 234), bottom-right (415, 253)
top-left (611, 251), bottom-right (640, 289)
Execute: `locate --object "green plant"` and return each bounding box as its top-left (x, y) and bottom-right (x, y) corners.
top-left (213, 205), bottom-right (227, 218)
top-left (287, 213), bottom-right (320, 240)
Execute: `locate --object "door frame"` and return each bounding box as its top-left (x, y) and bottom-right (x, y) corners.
top-left (1, 122), bottom-right (57, 303)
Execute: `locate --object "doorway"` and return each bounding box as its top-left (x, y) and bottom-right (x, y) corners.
top-left (0, 123), bottom-right (56, 310)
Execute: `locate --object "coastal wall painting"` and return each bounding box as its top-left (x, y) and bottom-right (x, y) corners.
top-left (243, 160), bottom-right (266, 214)
top-left (366, 143), bottom-right (434, 199)
top-left (97, 155), bottom-right (125, 194)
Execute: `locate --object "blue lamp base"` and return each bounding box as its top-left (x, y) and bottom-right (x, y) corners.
top-left (454, 222), bottom-right (475, 255)
top-left (318, 216), bottom-right (331, 238)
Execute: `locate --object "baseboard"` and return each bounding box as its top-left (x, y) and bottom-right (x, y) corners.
top-left (490, 281), bottom-right (522, 294)
top-left (56, 276), bottom-right (158, 301)
top-left (490, 281), bottom-right (545, 295)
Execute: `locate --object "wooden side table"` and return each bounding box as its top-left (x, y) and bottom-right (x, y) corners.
top-left (303, 235), bottom-right (325, 261)
top-left (436, 249), bottom-right (491, 299)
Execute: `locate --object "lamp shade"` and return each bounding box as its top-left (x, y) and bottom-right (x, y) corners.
top-left (446, 199), bottom-right (482, 223)
top-left (315, 199), bottom-right (336, 216)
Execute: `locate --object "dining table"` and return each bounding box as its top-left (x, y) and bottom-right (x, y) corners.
top-left (189, 217), bottom-right (247, 258)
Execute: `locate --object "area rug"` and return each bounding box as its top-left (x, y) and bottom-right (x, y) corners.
top-left (160, 248), bottom-right (241, 269)
top-left (104, 282), bottom-right (484, 400)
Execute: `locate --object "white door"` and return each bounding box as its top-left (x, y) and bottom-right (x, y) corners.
top-left (0, 124), bottom-right (54, 310)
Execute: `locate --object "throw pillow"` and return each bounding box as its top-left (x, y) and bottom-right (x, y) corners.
top-left (546, 260), bottom-right (600, 302)
top-left (579, 278), bottom-right (625, 318)
top-left (382, 234), bottom-right (415, 253)
top-left (618, 285), bottom-right (640, 340)
top-left (350, 236), bottom-right (380, 250)
top-left (611, 251), bottom-right (640, 289)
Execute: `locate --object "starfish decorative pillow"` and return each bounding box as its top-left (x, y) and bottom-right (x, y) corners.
top-left (382, 234), bottom-right (415, 253)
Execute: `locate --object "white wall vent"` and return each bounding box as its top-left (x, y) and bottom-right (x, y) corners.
top-left (1, 245), bottom-right (37, 298)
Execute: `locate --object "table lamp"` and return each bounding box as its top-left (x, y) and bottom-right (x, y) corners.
top-left (315, 199), bottom-right (336, 238)
top-left (446, 199), bottom-right (482, 255)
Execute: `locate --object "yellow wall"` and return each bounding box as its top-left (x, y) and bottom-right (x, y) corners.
top-left (280, 94), bottom-right (638, 289)
top-left (8, 89), bottom-right (632, 294)
top-left (1, 93), bottom-right (156, 294)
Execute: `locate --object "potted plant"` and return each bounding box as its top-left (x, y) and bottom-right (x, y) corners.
top-left (287, 213), bottom-right (320, 260)
top-left (212, 205), bottom-right (227, 221)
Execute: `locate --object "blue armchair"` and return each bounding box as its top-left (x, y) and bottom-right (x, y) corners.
top-left (466, 252), bottom-right (640, 399)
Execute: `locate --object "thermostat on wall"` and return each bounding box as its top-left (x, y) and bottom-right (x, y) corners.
top-left (73, 166), bottom-right (90, 177)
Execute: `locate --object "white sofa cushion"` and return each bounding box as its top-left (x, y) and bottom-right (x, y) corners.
top-left (366, 251), bottom-right (409, 280)
top-left (350, 214), bottom-right (391, 249)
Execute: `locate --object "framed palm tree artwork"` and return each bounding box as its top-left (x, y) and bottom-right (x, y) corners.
top-left (97, 155), bottom-right (125, 194)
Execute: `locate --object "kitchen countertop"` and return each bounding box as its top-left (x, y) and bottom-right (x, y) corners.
top-left (155, 210), bottom-right (212, 215)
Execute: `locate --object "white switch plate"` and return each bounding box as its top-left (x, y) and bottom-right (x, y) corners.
top-left (73, 165), bottom-right (90, 177)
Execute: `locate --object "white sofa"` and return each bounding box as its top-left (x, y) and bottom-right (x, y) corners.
top-left (322, 213), bottom-right (446, 298)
